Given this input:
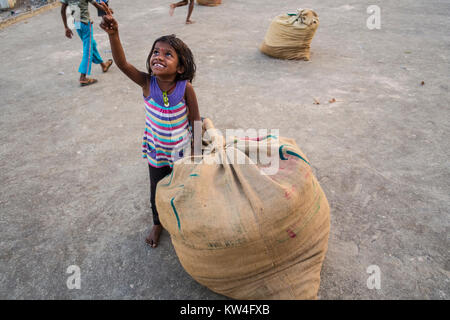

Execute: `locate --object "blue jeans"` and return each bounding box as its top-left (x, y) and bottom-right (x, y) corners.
top-left (76, 22), bottom-right (103, 75)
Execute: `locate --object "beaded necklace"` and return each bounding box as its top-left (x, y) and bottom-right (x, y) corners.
top-left (162, 83), bottom-right (177, 107)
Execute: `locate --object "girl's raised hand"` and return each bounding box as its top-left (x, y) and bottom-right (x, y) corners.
top-left (99, 2), bottom-right (118, 35)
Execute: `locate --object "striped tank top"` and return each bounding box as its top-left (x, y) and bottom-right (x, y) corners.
top-left (142, 76), bottom-right (191, 168)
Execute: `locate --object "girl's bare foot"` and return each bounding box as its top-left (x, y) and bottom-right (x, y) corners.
top-left (186, 19), bottom-right (195, 24)
top-left (169, 4), bottom-right (175, 16)
top-left (145, 225), bottom-right (163, 248)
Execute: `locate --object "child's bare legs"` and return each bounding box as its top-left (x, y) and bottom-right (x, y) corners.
top-left (147, 164), bottom-right (172, 248)
top-left (186, 0), bottom-right (195, 24)
top-left (169, 2), bottom-right (178, 16)
top-left (169, 0), bottom-right (195, 24)
top-left (169, 0), bottom-right (187, 16)
top-left (146, 225), bottom-right (163, 248)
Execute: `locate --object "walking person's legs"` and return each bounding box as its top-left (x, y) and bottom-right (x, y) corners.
top-left (91, 38), bottom-right (103, 65)
top-left (92, 37), bottom-right (113, 72)
top-left (169, 0), bottom-right (187, 16)
top-left (169, 0), bottom-right (195, 24)
top-left (77, 22), bottom-right (96, 85)
top-left (77, 22), bottom-right (112, 86)
top-left (186, 0), bottom-right (195, 24)
top-left (77, 23), bottom-right (90, 76)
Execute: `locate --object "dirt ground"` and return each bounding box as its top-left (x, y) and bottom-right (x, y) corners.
top-left (0, 0), bottom-right (449, 299)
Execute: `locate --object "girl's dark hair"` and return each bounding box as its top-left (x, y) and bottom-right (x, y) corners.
top-left (146, 34), bottom-right (196, 82)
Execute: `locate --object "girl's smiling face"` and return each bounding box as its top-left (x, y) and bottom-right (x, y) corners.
top-left (149, 41), bottom-right (182, 78)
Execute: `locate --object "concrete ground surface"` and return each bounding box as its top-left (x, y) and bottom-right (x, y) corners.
top-left (0, 0), bottom-right (449, 299)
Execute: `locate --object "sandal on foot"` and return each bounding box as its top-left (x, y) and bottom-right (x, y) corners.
top-left (102, 59), bottom-right (113, 73)
top-left (80, 78), bottom-right (98, 86)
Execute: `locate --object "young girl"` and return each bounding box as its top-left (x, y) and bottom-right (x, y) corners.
top-left (99, 4), bottom-right (201, 248)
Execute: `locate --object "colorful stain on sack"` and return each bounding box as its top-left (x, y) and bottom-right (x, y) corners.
top-left (287, 228), bottom-right (297, 238)
top-left (304, 170), bottom-right (311, 180)
top-left (277, 195), bottom-right (322, 244)
top-left (170, 197), bottom-right (181, 230)
top-left (284, 185), bottom-right (297, 199)
top-left (284, 190), bottom-right (291, 199)
top-left (278, 156), bottom-right (297, 172)
top-left (279, 144), bottom-right (310, 166)
top-left (239, 135), bottom-right (278, 142)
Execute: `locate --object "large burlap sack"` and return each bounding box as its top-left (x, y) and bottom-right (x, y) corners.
top-left (156, 119), bottom-right (330, 299)
top-left (197, 0), bottom-right (221, 6)
top-left (260, 9), bottom-right (319, 61)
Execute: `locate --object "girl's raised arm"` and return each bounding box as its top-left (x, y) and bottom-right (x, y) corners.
top-left (99, 4), bottom-right (147, 88)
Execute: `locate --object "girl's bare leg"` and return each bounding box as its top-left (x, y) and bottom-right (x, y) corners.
top-left (169, 0), bottom-right (188, 16)
top-left (186, 0), bottom-right (195, 24)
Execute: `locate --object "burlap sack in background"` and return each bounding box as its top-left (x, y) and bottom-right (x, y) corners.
top-left (197, 0), bottom-right (221, 6)
top-left (156, 119), bottom-right (330, 299)
top-left (260, 9), bottom-right (319, 61)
